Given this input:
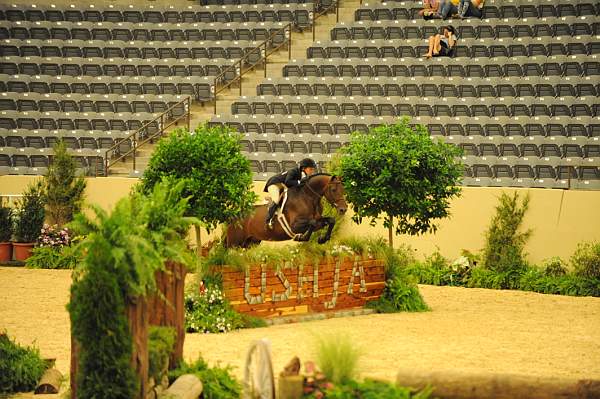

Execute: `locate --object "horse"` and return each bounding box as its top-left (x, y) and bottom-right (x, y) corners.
top-left (225, 174), bottom-right (347, 248)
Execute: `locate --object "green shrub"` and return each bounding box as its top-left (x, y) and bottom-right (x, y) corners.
top-left (169, 357), bottom-right (241, 399)
top-left (148, 326), bottom-right (176, 383)
top-left (0, 332), bottom-right (48, 393)
top-left (0, 205), bottom-right (12, 242)
top-left (316, 333), bottom-right (361, 385)
top-left (368, 246), bottom-right (429, 313)
top-left (185, 286), bottom-right (245, 333)
top-left (571, 241), bottom-right (600, 280)
top-left (481, 192), bottom-right (531, 275)
top-left (25, 245), bottom-right (79, 269)
top-left (14, 181), bottom-right (45, 243)
top-left (543, 257), bottom-right (567, 277)
top-left (312, 378), bottom-right (433, 399)
top-left (466, 267), bottom-right (518, 290)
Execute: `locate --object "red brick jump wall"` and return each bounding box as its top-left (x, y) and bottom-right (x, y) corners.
top-left (221, 257), bottom-right (386, 318)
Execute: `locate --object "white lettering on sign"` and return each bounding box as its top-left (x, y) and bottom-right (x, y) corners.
top-left (242, 259), bottom-right (369, 309)
top-left (244, 264), bottom-right (266, 305)
top-left (347, 256), bottom-right (367, 294)
top-left (324, 259), bottom-right (341, 309)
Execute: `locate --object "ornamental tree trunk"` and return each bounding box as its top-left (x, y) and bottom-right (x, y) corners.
top-left (388, 215), bottom-right (394, 249)
top-left (194, 225), bottom-right (202, 256)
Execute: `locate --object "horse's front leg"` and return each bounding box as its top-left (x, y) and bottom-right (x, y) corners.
top-left (317, 217), bottom-right (336, 244)
top-left (293, 219), bottom-right (317, 242)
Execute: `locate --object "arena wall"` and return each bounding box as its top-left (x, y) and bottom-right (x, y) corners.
top-left (1, 175), bottom-right (599, 264)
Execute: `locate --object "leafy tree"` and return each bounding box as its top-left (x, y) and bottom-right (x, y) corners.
top-left (44, 140), bottom-right (86, 226)
top-left (334, 118), bottom-right (463, 247)
top-left (14, 181), bottom-right (45, 243)
top-left (141, 125), bottom-right (257, 247)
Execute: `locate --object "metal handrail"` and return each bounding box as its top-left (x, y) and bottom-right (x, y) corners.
top-left (212, 0), bottom-right (340, 112)
top-left (313, 0), bottom-right (340, 41)
top-left (101, 96), bottom-right (191, 176)
top-left (212, 22), bottom-right (293, 114)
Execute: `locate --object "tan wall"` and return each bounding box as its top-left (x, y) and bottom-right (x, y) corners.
top-left (2, 175), bottom-right (599, 264)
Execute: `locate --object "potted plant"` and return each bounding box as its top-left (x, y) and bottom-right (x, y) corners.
top-left (13, 182), bottom-right (45, 261)
top-left (0, 204), bottom-right (13, 262)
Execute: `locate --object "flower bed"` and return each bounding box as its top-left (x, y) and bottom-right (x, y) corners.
top-left (220, 256), bottom-right (386, 318)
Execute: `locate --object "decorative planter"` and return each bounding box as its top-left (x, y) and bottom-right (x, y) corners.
top-left (13, 242), bottom-right (35, 261)
top-left (0, 242), bottom-right (12, 263)
top-left (219, 256), bottom-right (386, 318)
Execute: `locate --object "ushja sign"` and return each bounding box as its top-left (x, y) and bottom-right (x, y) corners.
top-left (220, 257), bottom-right (386, 317)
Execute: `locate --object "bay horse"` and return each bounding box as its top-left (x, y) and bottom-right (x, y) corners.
top-left (225, 174), bottom-right (347, 248)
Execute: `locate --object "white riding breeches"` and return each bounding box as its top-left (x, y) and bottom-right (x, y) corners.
top-left (267, 185), bottom-right (282, 204)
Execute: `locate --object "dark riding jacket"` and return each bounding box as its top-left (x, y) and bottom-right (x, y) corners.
top-left (263, 167), bottom-right (305, 192)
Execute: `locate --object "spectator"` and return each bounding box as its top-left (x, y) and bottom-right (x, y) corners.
top-left (419, 0), bottom-right (440, 17)
top-left (423, 25), bottom-right (457, 58)
top-left (439, 0), bottom-right (460, 19)
top-left (458, 0), bottom-right (485, 18)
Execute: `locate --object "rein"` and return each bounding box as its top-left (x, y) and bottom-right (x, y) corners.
top-left (303, 179), bottom-right (323, 199)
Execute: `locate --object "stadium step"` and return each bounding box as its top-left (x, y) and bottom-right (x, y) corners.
top-left (108, 0), bottom-right (363, 177)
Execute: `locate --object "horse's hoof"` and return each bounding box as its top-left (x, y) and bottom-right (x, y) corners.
top-left (318, 237), bottom-right (329, 244)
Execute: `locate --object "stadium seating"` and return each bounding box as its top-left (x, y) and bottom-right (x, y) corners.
top-left (208, 0), bottom-right (600, 188)
top-left (0, 0), bottom-right (302, 175)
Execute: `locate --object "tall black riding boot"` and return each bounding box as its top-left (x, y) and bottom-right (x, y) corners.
top-left (265, 203), bottom-right (278, 229)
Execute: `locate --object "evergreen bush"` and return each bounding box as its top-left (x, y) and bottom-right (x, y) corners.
top-left (0, 205), bottom-right (12, 242)
top-left (481, 192), bottom-right (531, 277)
top-left (14, 182), bottom-right (45, 243)
top-left (44, 140), bottom-right (86, 226)
top-left (0, 332), bottom-right (48, 393)
top-left (571, 241), bottom-right (600, 280)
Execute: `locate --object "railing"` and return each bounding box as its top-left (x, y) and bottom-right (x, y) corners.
top-left (212, 23), bottom-right (293, 114)
top-left (212, 0), bottom-right (340, 112)
top-left (313, 0), bottom-right (340, 41)
top-left (102, 96), bottom-right (191, 176)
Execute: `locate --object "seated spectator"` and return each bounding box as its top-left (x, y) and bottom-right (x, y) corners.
top-left (423, 26), bottom-right (457, 58)
top-left (419, 0), bottom-right (440, 18)
top-left (458, 0), bottom-right (485, 18)
top-left (439, 0), bottom-right (460, 19)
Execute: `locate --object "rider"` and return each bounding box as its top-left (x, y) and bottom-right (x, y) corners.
top-left (263, 158), bottom-right (318, 229)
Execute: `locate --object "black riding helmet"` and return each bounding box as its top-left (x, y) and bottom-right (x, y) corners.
top-left (299, 158), bottom-right (317, 169)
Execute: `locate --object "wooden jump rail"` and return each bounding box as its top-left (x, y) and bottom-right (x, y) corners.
top-left (101, 96), bottom-right (191, 176)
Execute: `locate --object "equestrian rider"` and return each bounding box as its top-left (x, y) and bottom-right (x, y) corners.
top-left (263, 158), bottom-right (318, 229)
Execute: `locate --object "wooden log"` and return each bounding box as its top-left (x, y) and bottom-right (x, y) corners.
top-left (163, 374), bottom-right (203, 399)
top-left (172, 262), bottom-right (186, 368)
top-left (396, 369), bottom-right (600, 399)
top-left (278, 375), bottom-right (304, 399)
top-left (128, 296), bottom-right (149, 399)
top-left (35, 368), bottom-right (63, 394)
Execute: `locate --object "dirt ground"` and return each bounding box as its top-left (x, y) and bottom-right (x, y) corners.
top-left (1, 267), bottom-right (599, 398)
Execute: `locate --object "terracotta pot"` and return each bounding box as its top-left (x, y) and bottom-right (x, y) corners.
top-left (0, 242), bottom-right (12, 263)
top-left (13, 242), bottom-right (35, 261)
